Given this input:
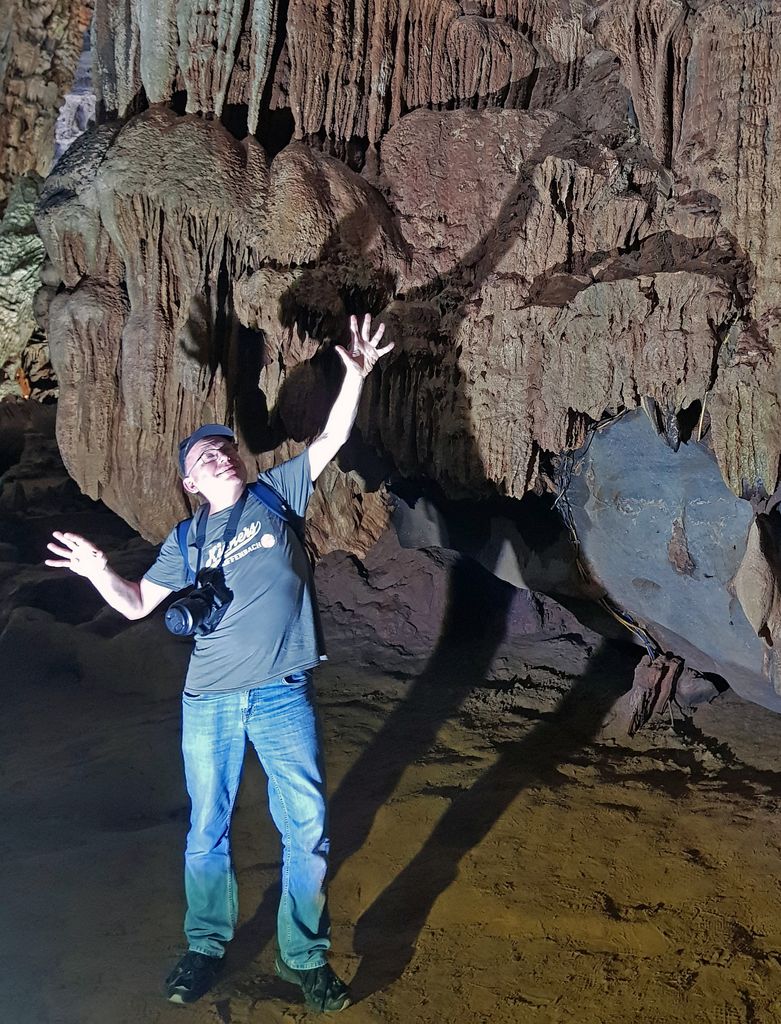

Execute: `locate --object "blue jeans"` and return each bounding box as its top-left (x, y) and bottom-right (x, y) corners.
top-left (181, 671), bottom-right (330, 969)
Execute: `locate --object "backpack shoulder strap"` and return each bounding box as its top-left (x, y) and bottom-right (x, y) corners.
top-left (177, 484), bottom-right (305, 581)
top-left (249, 479), bottom-right (290, 521)
top-left (176, 517), bottom-right (196, 585)
top-left (249, 479), bottom-right (305, 542)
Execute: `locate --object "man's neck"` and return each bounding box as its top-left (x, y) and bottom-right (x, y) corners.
top-left (205, 482), bottom-right (247, 514)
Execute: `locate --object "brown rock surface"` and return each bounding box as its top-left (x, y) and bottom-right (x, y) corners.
top-left (31, 3), bottom-right (781, 621)
top-left (38, 95), bottom-right (749, 541)
top-left (0, 0), bottom-right (92, 206)
top-left (37, 107), bottom-right (401, 546)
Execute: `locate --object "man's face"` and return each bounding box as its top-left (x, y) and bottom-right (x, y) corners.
top-left (183, 436), bottom-right (247, 496)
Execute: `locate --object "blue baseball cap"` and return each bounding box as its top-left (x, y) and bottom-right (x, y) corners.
top-left (178, 423), bottom-right (235, 476)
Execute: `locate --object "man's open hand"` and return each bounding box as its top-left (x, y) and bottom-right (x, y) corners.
top-left (46, 531), bottom-right (108, 579)
top-left (336, 314), bottom-right (394, 379)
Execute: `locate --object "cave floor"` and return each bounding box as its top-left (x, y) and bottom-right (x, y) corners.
top-left (3, 611), bottom-right (781, 1024)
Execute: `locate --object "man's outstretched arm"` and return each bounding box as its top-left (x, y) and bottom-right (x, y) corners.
top-left (308, 313), bottom-right (394, 482)
top-left (45, 531), bottom-right (172, 620)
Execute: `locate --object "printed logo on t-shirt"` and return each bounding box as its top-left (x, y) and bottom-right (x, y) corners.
top-left (204, 520), bottom-right (271, 568)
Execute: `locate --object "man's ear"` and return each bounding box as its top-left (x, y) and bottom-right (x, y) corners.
top-left (182, 476), bottom-right (199, 495)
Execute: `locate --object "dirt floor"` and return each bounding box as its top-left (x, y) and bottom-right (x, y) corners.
top-left (3, 407), bottom-right (781, 1024)
top-left (5, 585), bottom-right (781, 1024)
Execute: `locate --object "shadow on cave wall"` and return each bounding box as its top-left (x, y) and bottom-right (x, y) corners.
top-left (222, 93), bottom-right (648, 990)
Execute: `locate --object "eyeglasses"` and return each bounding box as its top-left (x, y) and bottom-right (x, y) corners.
top-left (189, 440), bottom-right (238, 472)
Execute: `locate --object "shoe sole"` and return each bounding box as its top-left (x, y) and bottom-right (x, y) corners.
top-left (167, 987), bottom-right (205, 1006)
top-left (167, 992), bottom-right (193, 1005)
top-left (166, 979), bottom-right (218, 1004)
top-left (274, 958), bottom-right (352, 1013)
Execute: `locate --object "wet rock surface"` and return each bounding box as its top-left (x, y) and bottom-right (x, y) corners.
top-left (0, 175), bottom-right (47, 399)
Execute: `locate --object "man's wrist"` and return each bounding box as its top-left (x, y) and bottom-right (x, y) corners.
top-left (342, 367), bottom-right (366, 391)
top-left (85, 556), bottom-right (110, 582)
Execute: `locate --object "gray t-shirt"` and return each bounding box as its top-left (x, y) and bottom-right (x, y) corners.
top-left (145, 451), bottom-right (326, 694)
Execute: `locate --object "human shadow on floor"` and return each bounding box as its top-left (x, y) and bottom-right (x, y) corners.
top-left (327, 554), bottom-right (518, 874)
top-left (347, 640), bottom-right (639, 1000)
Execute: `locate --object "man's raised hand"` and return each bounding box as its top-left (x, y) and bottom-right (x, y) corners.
top-left (46, 531), bottom-right (108, 579)
top-left (336, 313), bottom-right (394, 379)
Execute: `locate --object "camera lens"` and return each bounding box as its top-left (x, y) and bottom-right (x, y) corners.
top-left (165, 602), bottom-right (196, 636)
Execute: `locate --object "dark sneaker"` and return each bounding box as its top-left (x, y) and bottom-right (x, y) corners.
top-left (274, 956), bottom-right (352, 1013)
top-left (165, 951), bottom-right (221, 1004)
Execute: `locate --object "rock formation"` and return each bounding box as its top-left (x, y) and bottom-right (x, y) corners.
top-left (28, 1), bottom-right (781, 707)
top-left (565, 409), bottom-right (777, 712)
top-left (1, 3), bottom-right (96, 401)
top-left (54, 30), bottom-right (96, 161)
top-left (0, 0), bottom-right (93, 207)
top-left (0, 176), bottom-right (46, 399)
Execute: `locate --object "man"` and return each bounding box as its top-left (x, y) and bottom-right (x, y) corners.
top-left (46, 314), bottom-right (393, 1010)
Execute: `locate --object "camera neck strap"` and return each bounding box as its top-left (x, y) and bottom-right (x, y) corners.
top-left (193, 487), bottom-right (249, 577)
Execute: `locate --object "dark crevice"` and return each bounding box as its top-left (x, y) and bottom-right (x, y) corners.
top-left (382, 14), bottom-right (400, 130)
top-left (254, 0), bottom-right (291, 152)
top-left (256, 106), bottom-right (295, 159)
top-left (221, 103), bottom-right (249, 140)
top-left (564, 176), bottom-right (575, 271)
top-left (389, 477), bottom-right (567, 555)
top-left (675, 399), bottom-right (702, 444)
top-left (170, 90), bottom-right (188, 116)
top-left (664, 36), bottom-right (677, 168)
top-left (302, 130), bottom-right (370, 173)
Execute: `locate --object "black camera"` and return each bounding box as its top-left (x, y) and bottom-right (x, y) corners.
top-left (165, 567), bottom-right (234, 637)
